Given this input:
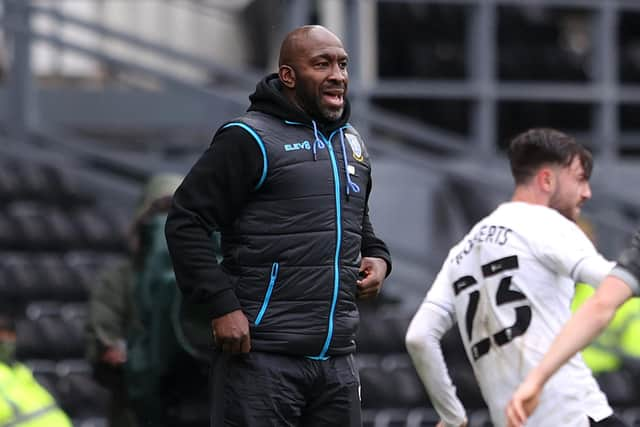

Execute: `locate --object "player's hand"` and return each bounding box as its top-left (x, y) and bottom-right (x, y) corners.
top-left (212, 309), bottom-right (251, 353)
top-left (506, 378), bottom-right (542, 427)
top-left (357, 257), bottom-right (387, 299)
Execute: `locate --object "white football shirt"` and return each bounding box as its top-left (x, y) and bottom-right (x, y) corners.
top-left (423, 202), bottom-right (614, 427)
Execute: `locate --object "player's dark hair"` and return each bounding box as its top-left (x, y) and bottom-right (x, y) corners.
top-left (508, 128), bottom-right (593, 185)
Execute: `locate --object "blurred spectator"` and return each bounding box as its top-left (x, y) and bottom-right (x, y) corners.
top-left (86, 174), bottom-right (209, 427)
top-left (0, 314), bottom-right (72, 426)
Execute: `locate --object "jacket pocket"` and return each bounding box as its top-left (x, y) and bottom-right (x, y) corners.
top-left (254, 262), bottom-right (279, 326)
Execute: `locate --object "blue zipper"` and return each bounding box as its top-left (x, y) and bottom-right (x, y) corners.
top-left (315, 129), bottom-right (344, 359)
top-left (254, 262), bottom-right (279, 326)
top-left (283, 121), bottom-right (345, 360)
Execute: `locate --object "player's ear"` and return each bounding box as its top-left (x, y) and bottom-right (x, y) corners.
top-left (279, 65), bottom-right (296, 89)
top-left (537, 167), bottom-right (555, 193)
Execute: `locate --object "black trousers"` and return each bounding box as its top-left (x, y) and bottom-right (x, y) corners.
top-left (590, 414), bottom-right (630, 427)
top-left (209, 352), bottom-right (361, 427)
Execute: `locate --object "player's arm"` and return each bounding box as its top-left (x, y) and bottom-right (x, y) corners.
top-left (405, 265), bottom-right (467, 427)
top-left (506, 228), bottom-right (640, 427)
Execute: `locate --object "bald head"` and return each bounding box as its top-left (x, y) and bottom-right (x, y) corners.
top-left (277, 25), bottom-right (349, 122)
top-left (279, 25), bottom-right (343, 68)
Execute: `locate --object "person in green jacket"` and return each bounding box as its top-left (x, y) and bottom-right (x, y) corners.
top-left (87, 173), bottom-right (210, 427)
top-left (0, 315), bottom-right (72, 427)
top-left (571, 217), bottom-right (640, 381)
top-left (572, 284), bottom-right (640, 375)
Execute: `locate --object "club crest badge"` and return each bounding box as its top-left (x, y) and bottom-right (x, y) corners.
top-left (346, 133), bottom-right (363, 162)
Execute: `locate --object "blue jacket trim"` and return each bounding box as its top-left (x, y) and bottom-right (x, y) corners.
top-left (282, 120), bottom-right (348, 359)
top-left (306, 355), bottom-right (330, 361)
top-left (254, 262), bottom-right (279, 326)
top-left (316, 128), bottom-right (344, 359)
top-left (222, 122), bottom-right (268, 190)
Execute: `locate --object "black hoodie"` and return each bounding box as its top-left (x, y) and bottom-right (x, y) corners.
top-left (166, 74), bottom-right (391, 354)
top-left (248, 73), bottom-right (351, 134)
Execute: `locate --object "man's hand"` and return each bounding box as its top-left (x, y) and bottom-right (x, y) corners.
top-left (212, 309), bottom-right (251, 353)
top-left (357, 257), bottom-right (387, 299)
top-left (100, 346), bottom-right (126, 365)
top-left (506, 377), bottom-right (542, 427)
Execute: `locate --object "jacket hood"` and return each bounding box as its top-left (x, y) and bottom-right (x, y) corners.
top-left (129, 173), bottom-right (183, 264)
top-left (248, 73), bottom-right (350, 133)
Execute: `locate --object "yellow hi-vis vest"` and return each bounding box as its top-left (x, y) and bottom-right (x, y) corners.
top-left (572, 283), bottom-right (640, 374)
top-left (0, 362), bottom-right (72, 427)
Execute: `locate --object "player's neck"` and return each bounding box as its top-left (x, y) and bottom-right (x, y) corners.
top-left (511, 185), bottom-right (550, 207)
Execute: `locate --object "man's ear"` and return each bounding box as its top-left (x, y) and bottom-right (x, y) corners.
top-left (279, 65), bottom-right (296, 89)
top-left (537, 167), bottom-right (555, 193)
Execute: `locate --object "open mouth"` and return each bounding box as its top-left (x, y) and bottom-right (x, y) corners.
top-left (323, 90), bottom-right (344, 108)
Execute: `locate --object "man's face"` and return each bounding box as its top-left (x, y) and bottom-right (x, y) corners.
top-left (291, 32), bottom-right (348, 122)
top-left (549, 156), bottom-right (592, 222)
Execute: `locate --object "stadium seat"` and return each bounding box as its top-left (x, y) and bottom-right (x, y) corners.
top-left (26, 359), bottom-right (109, 422)
top-left (0, 161), bottom-right (90, 206)
top-left (37, 254), bottom-right (89, 302)
top-left (360, 353), bottom-right (429, 409)
top-left (16, 302), bottom-right (87, 360)
top-left (26, 359), bottom-right (59, 399)
top-left (72, 417), bottom-right (108, 427)
top-left (0, 211), bottom-right (20, 249)
top-left (7, 203), bottom-right (82, 251)
top-left (0, 163), bottom-right (21, 202)
top-left (4, 255), bottom-right (53, 304)
top-left (55, 359), bottom-right (109, 419)
top-left (74, 209), bottom-right (127, 251)
top-left (357, 305), bottom-right (413, 354)
top-left (622, 407), bottom-right (640, 426)
top-left (406, 408), bottom-right (440, 427)
top-left (0, 260), bottom-right (24, 313)
top-left (368, 408), bottom-right (410, 427)
top-left (468, 408), bottom-right (492, 427)
top-left (595, 371), bottom-right (638, 408)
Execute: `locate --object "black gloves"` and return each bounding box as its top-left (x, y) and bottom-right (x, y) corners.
top-left (616, 228), bottom-right (640, 284)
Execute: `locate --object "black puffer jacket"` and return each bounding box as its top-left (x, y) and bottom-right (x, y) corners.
top-left (166, 74), bottom-right (391, 358)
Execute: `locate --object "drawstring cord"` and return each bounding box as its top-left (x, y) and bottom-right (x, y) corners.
top-left (311, 120), bottom-right (325, 161)
top-left (308, 121), bottom-right (360, 198)
top-left (339, 128), bottom-right (360, 197)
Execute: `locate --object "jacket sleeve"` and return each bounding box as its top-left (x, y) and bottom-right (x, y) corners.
top-left (405, 301), bottom-right (467, 427)
top-left (405, 261), bottom-right (466, 426)
top-left (86, 261), bottom-right (132, 363)
top-left (360, 178), bottom-right (392, 276)
top-left (165, 126), bottom-right (263, 318)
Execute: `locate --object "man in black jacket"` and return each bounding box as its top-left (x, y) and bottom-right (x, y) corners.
top-left (165, 25), bottom-right (391, 426)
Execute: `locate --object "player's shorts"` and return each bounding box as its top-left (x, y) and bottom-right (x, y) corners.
top-left (589, 413), bottom-right (630, 427)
